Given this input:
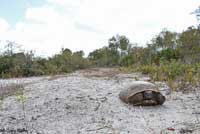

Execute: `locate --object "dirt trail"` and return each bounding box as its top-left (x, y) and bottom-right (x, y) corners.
top-left (0, 68), bottom-right (200, 134)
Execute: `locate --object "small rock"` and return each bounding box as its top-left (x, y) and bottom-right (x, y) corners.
top-left (167, 127), bottom-right (175, 131)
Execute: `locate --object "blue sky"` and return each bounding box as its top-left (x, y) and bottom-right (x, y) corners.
top-left (0, 0), bottom-right (199, 56)
top-left (0, 0), bottom-right (46, 26)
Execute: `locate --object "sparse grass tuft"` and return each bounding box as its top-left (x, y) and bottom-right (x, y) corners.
top-left (121, 61), bottom-right (200, 92)
top-left (0, 83), bottom-right (25, 101)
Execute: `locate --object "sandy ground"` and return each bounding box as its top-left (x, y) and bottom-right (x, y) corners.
top-left (0, 68), bottom-right (200, 134)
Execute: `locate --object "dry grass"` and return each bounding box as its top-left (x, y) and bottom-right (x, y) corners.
top-left (0, 83), bottom-right (24, 100)
top-left (47, 75), bottom-right (68, 81)
top-left (81, 68), bottom-right (120, 78)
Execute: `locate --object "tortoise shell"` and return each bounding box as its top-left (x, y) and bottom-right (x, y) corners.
top-left (119, 81), bottom-right (165, 106)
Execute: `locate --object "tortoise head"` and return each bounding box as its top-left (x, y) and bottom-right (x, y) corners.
top-left (143, 90), bottom-right (166, 105)
top-left (143, 90), bottom-right (154, 100)
top-left (155, 93), bottom-right (165, 105)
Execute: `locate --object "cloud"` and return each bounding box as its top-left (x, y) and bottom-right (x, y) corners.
top-left (1, 5), bottom-right (106, 56)
top-left (0, 0), bottom-right (199, 56)
top-left (0, 18), bottom-right (9, 36)
top-left (76, 0), bottom-right (198, 42)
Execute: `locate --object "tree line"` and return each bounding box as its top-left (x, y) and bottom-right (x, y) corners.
top-left (0, 43), bottom-right (89, 78)
top-left (89, 26), bottom-right (200, 67)
top-left (0, 26), bottom-right (200, 79)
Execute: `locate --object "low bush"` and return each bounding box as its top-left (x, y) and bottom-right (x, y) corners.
top-left (122, 61), bottom-right (200, 91)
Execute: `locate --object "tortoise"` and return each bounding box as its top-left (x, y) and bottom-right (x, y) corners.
top-left (119, 81), bottom-right (165, 106)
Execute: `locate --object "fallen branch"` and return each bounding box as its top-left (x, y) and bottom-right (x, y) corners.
top-left (87, 125), bottom-right (110, 132)
top-left (94, 102), bottom-right (101, 111)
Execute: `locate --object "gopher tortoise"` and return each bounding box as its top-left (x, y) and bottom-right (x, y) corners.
top-left (119, 81), bottom-right (165, 106)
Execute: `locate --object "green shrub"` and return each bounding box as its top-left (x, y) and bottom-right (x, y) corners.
top-left (122, 61), bottom-right (199, 91)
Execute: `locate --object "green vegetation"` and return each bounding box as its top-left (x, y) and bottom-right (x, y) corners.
top-left (0, 42), bottom-right (90, 78)
top-left (0, 26), bottom-right (200, 91)
top-left (0, 83), bottom-right (25, 110)
top-left (120, 62), bottom-right (199, 90)
top-left (0, 83), bottom-right (24, 100)
top-left (88, 27), bottom-right (200, 90)
top-left (15, 86), bottom-right (26, 120)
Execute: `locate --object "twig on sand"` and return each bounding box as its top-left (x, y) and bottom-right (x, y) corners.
top-left (160, 122), bottom-right (200, 134)
top-left (94, 102), bottom-right (101, 111)
top-left (94, 97), bottom-right (107, 111)
top-left (87, 125), bottom-right (111, 132)
top-left (160, 122), bottom-right (185, 134)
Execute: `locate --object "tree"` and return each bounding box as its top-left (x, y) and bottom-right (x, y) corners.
top-left (151, 29), bottom-right (178, 50)
top-left (178, 27), bottom-right (200, 63)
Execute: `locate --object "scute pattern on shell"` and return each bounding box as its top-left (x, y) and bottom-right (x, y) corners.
top-left (119, 81), bottom-right (162, 104)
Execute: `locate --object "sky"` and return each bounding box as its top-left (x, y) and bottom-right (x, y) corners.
top-left (0, 0), bottom-right (199, 57)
